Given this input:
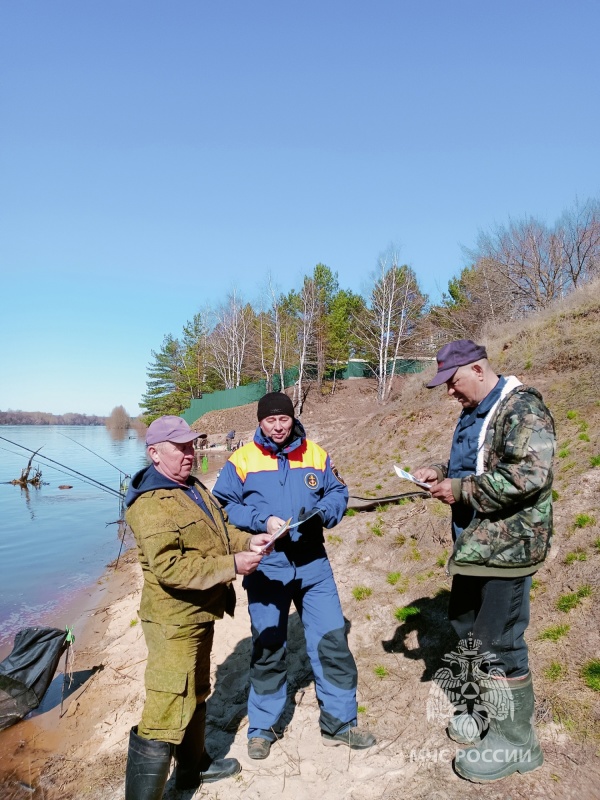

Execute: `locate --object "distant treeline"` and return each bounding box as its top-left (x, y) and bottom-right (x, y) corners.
top-left (0, 411), bottom-right (106, 426)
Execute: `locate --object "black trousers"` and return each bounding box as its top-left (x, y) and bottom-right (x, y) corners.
top-left (448, 574), bottom-right (532, 678)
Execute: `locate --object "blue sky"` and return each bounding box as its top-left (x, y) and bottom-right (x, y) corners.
top-left (1, 1), bottom-right (599, 416)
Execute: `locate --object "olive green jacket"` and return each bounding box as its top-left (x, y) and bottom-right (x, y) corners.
top-left (126, 479), bottom-right (253, 624)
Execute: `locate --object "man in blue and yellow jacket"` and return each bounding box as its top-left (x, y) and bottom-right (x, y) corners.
top-left (213, 392), bottom-right (375, 759)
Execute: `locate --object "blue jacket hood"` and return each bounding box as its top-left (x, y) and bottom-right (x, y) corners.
top-left (125, 464), bottom-right (186, 508)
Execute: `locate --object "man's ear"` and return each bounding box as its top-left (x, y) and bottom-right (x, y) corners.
top-left (471, 362), bottom-right (484, 380)
top-left (147, 445), bottom-right (160, 466)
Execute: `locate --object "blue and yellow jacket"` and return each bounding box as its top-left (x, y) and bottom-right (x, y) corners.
top-left (213, 421), bottom-right (348, 544)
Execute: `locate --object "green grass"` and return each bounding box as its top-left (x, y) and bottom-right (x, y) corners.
top-left (594, 537), bottom-right (600, 552)
top-left (394, 605), bottom-right (420, 622)
top-left (373, 665), bottom-right (388, 679)
top-left (556, 585), bottom-right (591, 612)
top-left (566, 410), bottom-right (578, 420)
top-left (524, 358), bottom-right (532, 370)
top-left (408, 544), bottom-right (421, 561)
top-left (538, 624), bottom-right (570, 642)
top-left (375, 483), bottom-right (382, 490)
top-left (579, 433), bottom-right (590, 442)
top-left (581, 659), bottom-right (600, 692)
top-left (394, 533), bottom-right (406, 547)
top-left (530, 578), bottom-right (544, 600)
top-left (574, 514), bottom-right (596, 529)
top-left (564, 548), bottom-right (587, 564)
top-left (129, 619), bottom-right (138, 627)
top-left (345, 508), bottom-right (357, 517)
top-left (327, 534), bottom-right (342, 545)
top-left (544, 661), bottom-right (566, 681)
top-left (370, 519), bottom-right (384, 537)
top-left (552, 489), bottom-right (560, 501)
top-left (590, 455), bottom-right (600, 468)
top-left (436, 550), bottom-right (449, 568)
top-left (357, 705), bottom-right (367, 713)
top-left (352, 586), bottom-right (372, 601)
top-left (386, 571), bottom-right (402, 586)
top-left (558, 447), bottom-right (570, 459)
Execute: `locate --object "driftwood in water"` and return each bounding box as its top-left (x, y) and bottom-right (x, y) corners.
top-left (10, 447), bottom-right (43, 487)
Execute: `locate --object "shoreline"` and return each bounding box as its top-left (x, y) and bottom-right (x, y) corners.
top-left (0, 465), bottom-right (223, 796)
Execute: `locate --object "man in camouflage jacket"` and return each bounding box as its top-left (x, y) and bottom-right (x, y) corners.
top-left (414, 340), bottom-right (555, 784)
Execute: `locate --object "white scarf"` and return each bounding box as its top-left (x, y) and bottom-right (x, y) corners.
top-left (475, 376), bottom-right (522, 475)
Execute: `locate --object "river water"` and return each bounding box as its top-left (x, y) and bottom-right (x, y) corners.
top-left (0, 425), bottom-right (147, 649)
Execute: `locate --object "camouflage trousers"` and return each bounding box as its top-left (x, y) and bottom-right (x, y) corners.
top-left (138, 620), bottom-right (214, 744)
top-left (449, 574), bottom-right (531, 677)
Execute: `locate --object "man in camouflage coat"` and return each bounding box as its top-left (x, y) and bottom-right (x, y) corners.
top-left (414, 340), bottom-right (555, 783)
top-left (123, 416), bottom-right (272, 800)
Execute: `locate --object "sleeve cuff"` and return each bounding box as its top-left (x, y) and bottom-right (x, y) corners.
top-left (451, 478), bottom-right (462, 502)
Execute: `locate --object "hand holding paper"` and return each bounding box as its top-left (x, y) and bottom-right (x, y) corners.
top-left (393, 465), bottom-right (433, 490)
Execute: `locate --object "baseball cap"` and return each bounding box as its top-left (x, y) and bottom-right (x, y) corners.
top-left (145, 415), bottom-right (200, 446)
top-left (426, 340), bottom-right (488, 388)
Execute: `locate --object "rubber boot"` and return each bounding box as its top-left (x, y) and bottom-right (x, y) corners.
top-left (447, 711), bottom-right (482, 745)
top-left (125, 726), bottom-right (172, 800)
top-left (175, 705), bottom-right (241, 789)
top-left (454, 672), bottom-right (543, 783)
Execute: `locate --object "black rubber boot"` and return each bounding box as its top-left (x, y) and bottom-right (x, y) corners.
top-left (175, 706), bottom-right (241, 789)
top-left (447, 711), bottom-right (482, 745)
top-left (125, 727), bottom-right (172, 800)
top-left (454, 673), bottom-right (543, 783)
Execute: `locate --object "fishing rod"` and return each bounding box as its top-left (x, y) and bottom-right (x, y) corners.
top-left (0, 445), bottom-right (123, 498)
top-left (0, 436), bottom-right (123, 498)
top-left (58, 433), bottom-right (131, 480)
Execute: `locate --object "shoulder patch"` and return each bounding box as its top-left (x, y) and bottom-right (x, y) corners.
top-left (331, 461), bottom-right (346, 486)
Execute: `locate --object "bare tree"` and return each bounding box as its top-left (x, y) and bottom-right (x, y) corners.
top-left (556, 198), bottom-right (600, 289)
top-left (357, 249), bottom-right (426, 402)
top-left (292, 276), bottom-right (318, 413)
top-left (208, 290), bottom-right (253, 389)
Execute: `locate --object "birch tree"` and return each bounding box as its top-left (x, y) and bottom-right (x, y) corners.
top-left (208, 290), bottom-right (253, 389)
top-left (358, 249), bottom-right (426, 402)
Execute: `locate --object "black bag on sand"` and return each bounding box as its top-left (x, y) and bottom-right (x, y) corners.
top-left (0, 626), bottom-right (68, 731)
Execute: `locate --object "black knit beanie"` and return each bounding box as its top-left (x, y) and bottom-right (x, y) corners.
top-left (257, 392), bottom-right (295, 421)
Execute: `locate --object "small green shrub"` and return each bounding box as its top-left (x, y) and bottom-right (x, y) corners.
top-left (387, 571), bottom-right (402, 586)
top-left (373, 665), bottom-right (388, 678)
top-left (436, 550), bottom-right (449, 568)
top-left (538, 624), bottom-right (570, 641)
top-left (375, 483), bottom-right (382, 490)
top-left (129, 619), bottom-right (138, 627)
top-left (552, 489), bottom-right (560, 501)
top-left (394, 605), bottom-right (420, 622)
top-left (579, 433), bottom-right (590, 442)
top-left (544, 661), bottom-right (566, 681)
top-left (327, 534), bottom-right (342, 545)
top-left (345, 508), bottom-right (357, 517)
top-left (556, 585), bottom-right (591, 612)
top-left (357, 705), bottom-right (367, 713)
top-left (524, 359), bottom-right (532, 370)
top-left (558, 447), bottom-right (570, 459)
top-left (594, 538), bottom-right (600, 551)
top-left (564, 548), bottom-right (587, 564)
top-left (581, 659), bottom-right (600, 692)
top-left (590, 455), bottom-right (600, 467)
top-left (370, 518), bottom-right (384, 537)
top-left (352, 586), bottom-right (372, 601)
top-left (408, 544), bottom-right (421, 561)
top-left (394, 533), bottom-right (406, 547)
top-left (566, 410), bottom-right (578, 420)
top-left (574, 514), bottom-right (596, 529)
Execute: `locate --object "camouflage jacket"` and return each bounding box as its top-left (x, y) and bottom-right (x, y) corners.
top-left (126, 480), bottom-right (252, 625)
top-left (434, 384), bottom-right (555, 577)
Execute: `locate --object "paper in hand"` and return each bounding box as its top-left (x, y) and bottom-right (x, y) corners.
top-left (259, 518), bottom-right (292, 553)
top-left (393, 465), bottom-right (432, 489)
